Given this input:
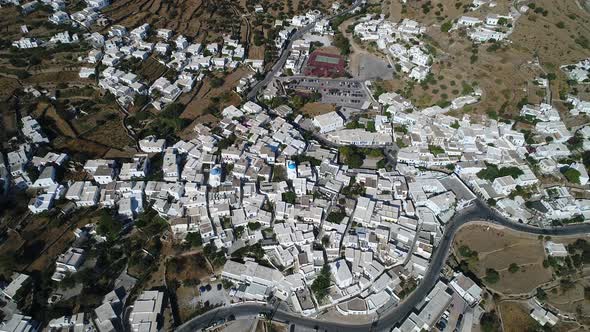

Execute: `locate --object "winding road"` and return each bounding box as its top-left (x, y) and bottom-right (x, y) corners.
top-left (177, 199), bottom-right (590, 332)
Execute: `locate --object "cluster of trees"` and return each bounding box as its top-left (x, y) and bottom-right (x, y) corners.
top-left (333, 33), bottom-right (351, 55)
top-left (230, 242), bottom-right (265, 262)
top-left (326, 210), bottom-right (346, 224)
top-left (282, 191), bottom-right (297, 204)
top-left (96, 210), bottom-right (122, 241)
top-left (185, 232), bottom-right (203, 247)
top-left (480, 311), bottom-right (501, 332)
top-left (561, 167), bottom-right (581, 185)
top-left (203, 243), bottom-right (227, 268)
top-left (288, 91), bottom-right (321, 109)
top-left (476, 163), bottom-right (524, 181)
top-left (338, 146), bottom-right (383, 168)
top-left (342, 177), bottom-right (366, 197)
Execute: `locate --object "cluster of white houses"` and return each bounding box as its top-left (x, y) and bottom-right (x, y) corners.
top-left (353, 15), bottom-right (431, 81)
top-left (387, 87), bottom-right (590, 223)
top-left (78, 23), bottom-right (262, 108)
top-left (5, 95), bottom-right (479, 320)
top-left (454, 11), bottom-right (518, 42)
top-left (11, 0), bottom-right (111, 49)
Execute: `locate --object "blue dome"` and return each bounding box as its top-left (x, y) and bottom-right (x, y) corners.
top-left (288, 162), bottom-right (296, 169)
top-left (211, 167), bottom-right (221, 175)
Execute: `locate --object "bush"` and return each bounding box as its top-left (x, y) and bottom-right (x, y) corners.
top-left (480, 311), bottom-right (501, 332)
top-left (477, 164), bottom-right (524, 181)
top-left (282, 191), bottom-right (297, 204)
top-left (484, 268), bottom-right (500, 284)
top-left (508, 263), bottom-right (520, 273)
top-left (326, 210), bottom-right (346, 224)
top-left (428, 145), bottom-right (445, 156)
top-left (210, 76), bottom-right (225, 88)
top-left (458, 245), bottom-right (478, 258)
top-left (563, 168), bottom-right (581, 184)
top-left (440, 21), bottom-right (452, 32)
top-left (311, 264), bottom-right (331, 302)
top-left (185, 232), bottom-right (203, 247)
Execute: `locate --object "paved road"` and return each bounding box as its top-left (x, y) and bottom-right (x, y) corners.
top-left (246, 1), bottom-right (363, 100)
top-left (176, 199), bottom-right (590, 332)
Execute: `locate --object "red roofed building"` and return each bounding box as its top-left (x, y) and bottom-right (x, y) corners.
top-left (304, 51), bottom-right (346, 77)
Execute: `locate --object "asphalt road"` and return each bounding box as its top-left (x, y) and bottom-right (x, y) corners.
top-left (246, 1), bottom-right (363, 101)
top-left (176, 199), bottom-right (590, 332)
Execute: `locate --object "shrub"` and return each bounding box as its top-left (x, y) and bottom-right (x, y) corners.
top-left (484, 268), bottom-right (500, 284)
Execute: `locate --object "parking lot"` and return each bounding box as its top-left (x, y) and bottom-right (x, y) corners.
top-left (356, 54), bottom-right (394, 81)
top-left (282, 77), bottom-right (371, 108)
top-left (195, 282), bottom-right (231, 307)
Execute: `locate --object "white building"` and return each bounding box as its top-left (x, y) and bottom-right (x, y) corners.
top-left (544, 241), bottom-right (568, 257)
top-left (313, 112), bottom-right (344, 134)
top-left (139, 136), bottom-right (166, 153)
top-left (330, 259), bottom-right (353, 289)
top-left (128, 290), bottom-right (164, 332)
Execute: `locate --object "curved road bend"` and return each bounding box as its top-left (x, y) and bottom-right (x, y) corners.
top-left (177, 199), bottom-right (590, 332)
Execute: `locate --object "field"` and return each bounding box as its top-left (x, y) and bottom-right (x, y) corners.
top-left (546, 278), bottom-right (590, 317)
top-left (453, 224), bottom-right (554, 294)
top-left (165, 253), bottom-right (215, 322)
top-left (499, 302), bottom-right (539, 332)
top-left (102, 0), bottom-right (335, 43)
top-left (301, 102), bottom-right (336, 117)
top-left (27, 97), bottom-right (136, 159)
top-left (181, 68), bottom-right (251, 120)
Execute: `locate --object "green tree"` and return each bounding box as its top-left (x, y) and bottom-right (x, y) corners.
top-left (563, 168), bottom-right (581, 184)
top-left (186, 232), bottom-right (203, 247)
top-left (326, 210), bottom-right (346, 224)
top-left (96, 210), bottom-right (122, 240)
top-left (480, 311), bottom-right (501, 332)
top-left (428, 145), bottom-right (445, 156)
top-left (282, 191), bottom-right (297, 204)
top-left (247, 222), bottom-right (261, 231)
top-left (536, 287), bottom-right (547, 301)
top-left (484, 268), bottom-right (500, 284)
top-left (440, 21), bottom-right (452, 32)
top-left (311, 264), bottom-right (331, 302)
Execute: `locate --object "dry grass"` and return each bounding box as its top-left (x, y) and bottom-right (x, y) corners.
top-left (499, 302), bottom-right (538, 332)
top-left (0, 100), bottom-right (18, 142)
top-left (546, 278), bottom-right (590, 316)
top-left (0, 77), bottom-right (21, 99)
top-left (24, 70), bottom-right (81, 84)
top-left (103, 0), bottom-right (240, 42)
top-left (301, 102), bottom-right (336, 117)
top-left (181, 68), bottom-right (250, 120)
top-left (16, 211), bottom-right (93, 273)
top-left (44, 105), bottom-right (77, 137)
top-left (81, 113), bottom-right (134, 150)
top-left (453, 224), bottom-right (553, 294)
top-left (166, 253), bottom-right (213, 321)
top-left (248, 46), bottom-right (266, 60)
top-left (138, 57), bottom-right (169, 84)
